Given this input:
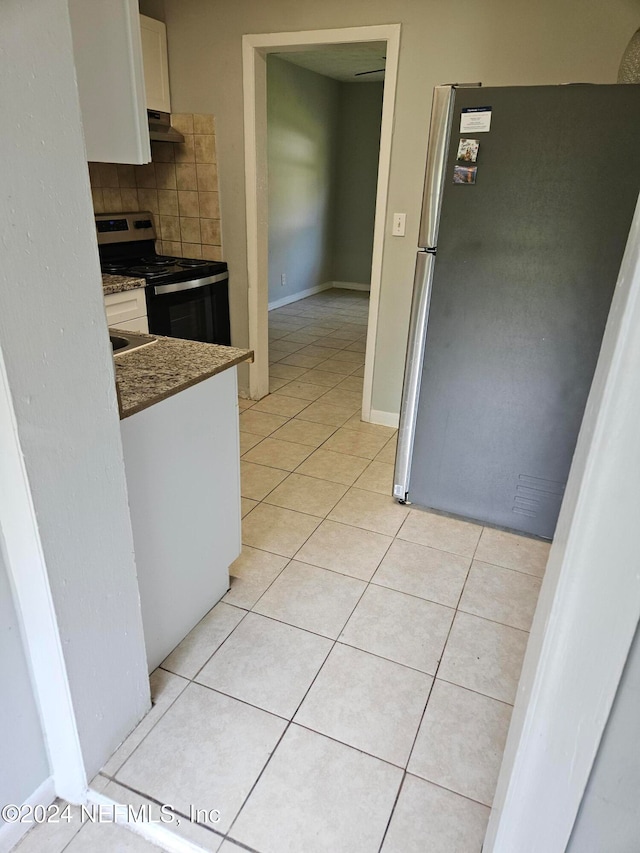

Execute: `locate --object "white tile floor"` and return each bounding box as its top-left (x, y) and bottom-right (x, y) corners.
top-left (15, 289), bottom-right (550, 853)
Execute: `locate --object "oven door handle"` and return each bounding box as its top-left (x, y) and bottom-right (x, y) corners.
top-left (152, 271), bottom-right (228, 295)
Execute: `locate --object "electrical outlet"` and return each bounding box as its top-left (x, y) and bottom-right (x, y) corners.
top-left (281, 273), bottom-right (287, 287)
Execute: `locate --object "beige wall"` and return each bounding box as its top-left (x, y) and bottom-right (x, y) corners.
top-left (89, 113), bottom-right (222, 261)
top-left (162, 0), bottom-right (637, 409)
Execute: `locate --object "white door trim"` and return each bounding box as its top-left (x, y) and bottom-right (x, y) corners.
top-left (485, 195), bottom-right (640, 852)
top-left (242, 24), bottom-right (401, 409)
top-left (0, 351), bottom-right (87, 804)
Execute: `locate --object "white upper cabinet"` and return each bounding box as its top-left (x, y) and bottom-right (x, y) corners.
top-left (140, 15), bottom-right (171, 113)
top-left (69, 0), bottom-right (151, 164)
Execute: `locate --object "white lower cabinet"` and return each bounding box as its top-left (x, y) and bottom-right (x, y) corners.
top-left (120, 367), bottom-right (241, 672)
top-left (104, 287), bottom-right (148, 332)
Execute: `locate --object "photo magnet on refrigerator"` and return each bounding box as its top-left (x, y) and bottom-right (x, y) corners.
top-left (456, 138), bottom-right (479, 162)
top-left (453, 165), bottom-right (478, 184)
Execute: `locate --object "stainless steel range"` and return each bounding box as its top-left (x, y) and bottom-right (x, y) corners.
top-left (96, 211), bottom-right (230, 345)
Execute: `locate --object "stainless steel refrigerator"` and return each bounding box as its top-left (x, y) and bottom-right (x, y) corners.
top-left (394, 83), bottom-right (640, 540)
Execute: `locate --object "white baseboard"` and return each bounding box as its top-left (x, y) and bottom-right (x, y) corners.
top-left (268, 282), bottom-right (333, 310)
top-left (332, 281), bottom-right (371, 292)
top-left (369, 408), bottom-right (399, 429)
top-left (0, 776), bottom-right (56, 853)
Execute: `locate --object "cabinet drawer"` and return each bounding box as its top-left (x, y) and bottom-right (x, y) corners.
top-left (104, 288), bottom-right (147, 325)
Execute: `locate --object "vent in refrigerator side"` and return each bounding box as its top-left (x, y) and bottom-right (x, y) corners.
top-left (512, 474), bottom-right (566, 519)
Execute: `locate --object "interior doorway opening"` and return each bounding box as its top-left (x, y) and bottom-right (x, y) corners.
top-left (266, 44), bottom-right (384, 404)
top-left (242, 25), bottom-right (401, 421)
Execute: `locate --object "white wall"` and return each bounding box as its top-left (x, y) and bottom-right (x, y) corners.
top-left (334, 82), bottom-right (383, 285)
top-left (566, 622), bottom-right (640, 851)
top-left (485, 193), bottom-right (640, 851)
top-left (0, 0), bottom-right (150, 782)
top-left (162, 0), bottom-right (637, 404)
top-left (267, 55), bottom-right (340, 303)
top-left (0, 534), bottom-right (49, 826)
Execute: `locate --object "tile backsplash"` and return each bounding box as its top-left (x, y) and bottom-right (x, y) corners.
top-left (89, 113), bottom-right (222, 261)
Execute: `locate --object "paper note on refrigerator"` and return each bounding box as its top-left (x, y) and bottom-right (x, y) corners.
top-left (460, 107), bottom-right (492, 133)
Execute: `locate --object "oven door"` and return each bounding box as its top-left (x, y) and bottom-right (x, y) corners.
top-left (146, 272), bottom-right (230, 345)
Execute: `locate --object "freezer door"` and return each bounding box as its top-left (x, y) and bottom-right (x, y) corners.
top-left (418, 86), bottom-right (456, 249)
top-left (393, 250), bottom-right (435, 501)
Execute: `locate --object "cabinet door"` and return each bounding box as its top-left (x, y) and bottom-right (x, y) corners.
top-left (69, 0), bottom-right (150, 164)
top-left (140, 15), bottom-right (171, 113)
top-left (104, 288), bottom-right (148, 327)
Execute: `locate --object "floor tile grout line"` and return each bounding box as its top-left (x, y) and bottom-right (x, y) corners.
top-left (428, 674), bottom-right (516, 708)
top-left (466, 557), bottom-right (547, 580)
top-left (287, 720), bottom-right (420, 774)
top-left (180, 679), bottom-right (293, 724)
top-left (376, 770), bottom-right (408, 853)
top-left (220, 837), bottom-right (263, 853)
top-left (241, 441), bottom-right (389, 471)
top-left (261, 456), bottom-right (389, 506)
top-left (91, 776), bottom-right (226, 844)
top-left (270, 350), bottom-right (365, 380)
top-left (184, 613), bottom-right (255, 684)
top-left (404, 769), bottom-right (500, 809)
top-left (98, 671), bottom-right (193, 780)
top-left (451, 606), bottom-right (533, 635)
top-left (223, 718), bottom-right (294, 842)
top-left (402, 642), bottom-right (455, 775)
top-left (242, 507), bottom-right (406, 547)
top-left (105, 602), bottom-right (256, 782)
top-left (401, 531), bottom-right (478, 774)
top-left (271, 345), bottom-right (365, 366)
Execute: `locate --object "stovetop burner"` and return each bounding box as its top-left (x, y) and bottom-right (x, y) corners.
top-left (96, 211), bottom-right (227, 286)
top-left (128, 265), bottom-right (172, 277)
top-left (140, 256), bottom-right (178, 266)
top-left (177, 258), bottom-right (210, 268)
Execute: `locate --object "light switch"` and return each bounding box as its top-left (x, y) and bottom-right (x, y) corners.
top-left (392, 213), bottom-right (406, 237)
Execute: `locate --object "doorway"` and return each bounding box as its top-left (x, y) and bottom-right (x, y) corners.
top-left (242, 24), bottom-right (401, 420)
top-left (266, 45), bottom-right (383, 407)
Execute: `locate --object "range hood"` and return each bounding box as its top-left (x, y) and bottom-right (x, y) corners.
top-left (147, 110), bottom-right (184, 144)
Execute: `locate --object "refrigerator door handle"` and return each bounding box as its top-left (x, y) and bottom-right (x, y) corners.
top-left (394, 250), bottom-right (436, 502)
top-left (418, 85), bottom-right (456, 249)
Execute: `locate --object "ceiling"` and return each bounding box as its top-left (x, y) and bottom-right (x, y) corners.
top-left (273, 42), bottom-right (386, 83)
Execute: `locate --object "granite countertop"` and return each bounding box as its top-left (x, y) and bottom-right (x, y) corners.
top-left (103, 273), bottom-right (146, 296)
top-left (112, 330), bottom-right (253, 419)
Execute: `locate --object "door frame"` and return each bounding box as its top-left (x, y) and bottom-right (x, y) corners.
top-left (242, 23), bottom-right (401, 415)
top-left (0, 351), bottom-right (87, 806)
